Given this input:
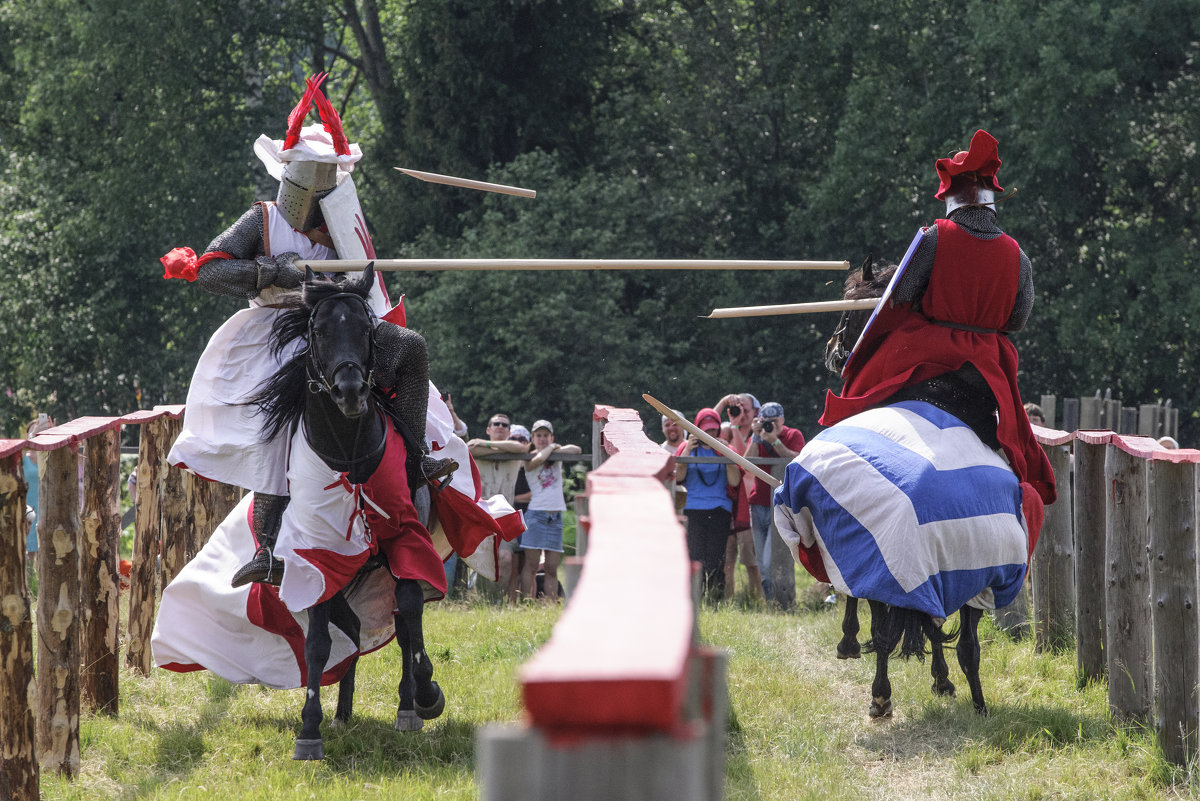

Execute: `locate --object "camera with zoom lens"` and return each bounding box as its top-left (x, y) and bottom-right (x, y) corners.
top-left (761, 419), bottom-right (776, 434)
top-left (727, 405), bottom-right (742, 418)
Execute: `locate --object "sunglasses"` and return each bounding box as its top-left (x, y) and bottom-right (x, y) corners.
top-left (489, 421), bottom-right (511, 428)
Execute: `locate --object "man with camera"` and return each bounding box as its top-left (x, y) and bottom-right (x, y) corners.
top-left (744, 401), bottom-right (805, 603)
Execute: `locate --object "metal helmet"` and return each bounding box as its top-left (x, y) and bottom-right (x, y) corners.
top-left (943, 174), bottom-right (996, 215)
top-left (276, 159), bottom-right (338, 232)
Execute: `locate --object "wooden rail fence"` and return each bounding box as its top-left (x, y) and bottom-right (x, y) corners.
top-left (1029, 423), bottom-right (1200, 765)
top-left (477, 405), bottom-right (728, 801)
top-left (0, 406), bottom-right (242, 800)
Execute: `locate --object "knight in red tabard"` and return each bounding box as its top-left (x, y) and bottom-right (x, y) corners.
top-left (821, 129), bottom-right (1055, 536)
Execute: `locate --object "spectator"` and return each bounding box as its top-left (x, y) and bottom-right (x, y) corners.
top-left (509, 425), bottom-right (532, 511)
top-left (22, 504), bottom-right (35, 592)
top-left (744, 401), bottom-right (805, 602)
top-left (714, 394), bottom-right (762, 601)
top-left (675, 408), bottom-right (741, 602)
top-left (443, 392), bottom-right (469, 439)
top-left (520, 420), bottom-right (581, 603)
top-left (467, 413), bottom-right (529, 603)
top-left (23, 413), bottom-right (54, 589)
top-left (660, 414), bottom-right (685, 452)
top-left (1024, 402), bottom-right (1046, 427)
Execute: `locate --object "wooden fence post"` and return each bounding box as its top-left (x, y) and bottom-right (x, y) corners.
top-left (38, 444), bottom-right (82, 778)
top-left (1074, 438), bottom-right (1108, 682)
top-left (1078, 396), bottom-right (1102, 429)
top-left (158, 417), bottom-right (189, 588)
top-left (1147, 458), bottom-right (1198, 765)
top-left (1033, 442), bottom-right (1075, 652)
top-left (1105, 445), bottom-right (1153, 723)
top-left (80, 429), bottom-right (122, 716)
top-left (1039, 394), bottom-right (1057, 429)
top-left (0, 450), bottom-right (38, 799)
top-left (127, 416), bottom-right (164, 675)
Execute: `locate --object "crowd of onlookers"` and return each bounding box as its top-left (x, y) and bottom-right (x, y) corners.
top-left (665, 393), bottom-right (806, 605)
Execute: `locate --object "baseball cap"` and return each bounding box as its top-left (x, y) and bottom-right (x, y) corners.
top-left (532, 419), bottom-right (554, 434)
top-left (509, 424), bottom-right (531, 441)
top-left (693, 408), bottom-right (721, 430)
top-left (760, 401), bottom-right (784, 419)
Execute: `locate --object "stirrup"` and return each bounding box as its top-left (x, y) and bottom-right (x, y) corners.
top-left (418, 456), bottom-right (458, 491)
top-left (231, 545), bottom-right (285, 588)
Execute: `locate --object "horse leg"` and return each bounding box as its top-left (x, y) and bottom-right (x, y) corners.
top-left (394, 579), bottom-right (445, 731)
top-left (294, 600), bottom-right (333, 760)
top-left (929, 617), bottom-right (956, 698)
top-left (329, 592), bottom-right (360, 726)
top-left (837, 595), bottom-right (861, 659)
top-left (868, 600), bottom-right (894, 719)
top-left (956, 606), bottom-right (988, 715)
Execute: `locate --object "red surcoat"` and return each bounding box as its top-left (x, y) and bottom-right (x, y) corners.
top-left (820, 219), bottom-right (1056, 508)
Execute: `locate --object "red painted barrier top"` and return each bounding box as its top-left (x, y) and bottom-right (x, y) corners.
top-left (1032, 424), bottom-right (1200, 463)
top-left (0, 405), bottom-right (184, 460)
top-left (520, 404), bottom-right (693, 735)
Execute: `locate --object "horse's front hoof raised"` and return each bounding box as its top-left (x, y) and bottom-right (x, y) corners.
top-left (868, 697), bottom-right (893, 719)
top-left (415, 681), bottom-right (446, 720)
top-left (395, 709), bottom-right (425, 731)
top-left (931, 678), bottom-right (956, 698)
top-left (293, 738), bottom-right (325, 760)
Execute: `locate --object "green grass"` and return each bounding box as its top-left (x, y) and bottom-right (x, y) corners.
top-left (39, 578), bottom-right (1200, 800)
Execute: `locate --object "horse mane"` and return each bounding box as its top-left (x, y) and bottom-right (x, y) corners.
top-left (824, 259), bottom-right (898, 375)
top-left (244, 269), bottom-right (376, 442)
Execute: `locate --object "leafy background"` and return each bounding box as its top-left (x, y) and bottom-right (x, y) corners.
top-left (1, 0), bottom-right (1196, 447)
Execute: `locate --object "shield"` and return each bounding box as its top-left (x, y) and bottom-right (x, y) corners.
top-left (841, 227), bottom-right (926, 377)
top-left (319, 174), bottom-right (389, 312)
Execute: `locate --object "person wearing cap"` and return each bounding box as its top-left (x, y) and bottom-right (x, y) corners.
top-left (820, 129), bottom-right (1055, 515)
top-left (468, 413), bottom-right (530, 602)
top-left (712, 393), bottom-right (762, 602)
top-left (744, 401), bottom-right (805, 602)
top-left (674, 408), bottom-right (742, 602)
top-left (520, 420), bottom-right (581, 602)
top-left (160, 73), bottom-right (452, 587)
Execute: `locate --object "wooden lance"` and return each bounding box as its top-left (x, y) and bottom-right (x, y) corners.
top-left (395, 167), bottom-right (538, 198)
top-left (296, 258), bottom-right (850, 273)
top-left (707, 297), bottom-right (878, 318)
top-left (643, 393), bottom-right (781, 489)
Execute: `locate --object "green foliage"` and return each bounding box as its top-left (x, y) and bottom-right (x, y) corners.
top-left (1, 0), bottom-right (1198, 443)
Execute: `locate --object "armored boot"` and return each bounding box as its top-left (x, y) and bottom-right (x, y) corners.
top-left (231, 492), bottom-right (290, 588)
top-left (418, 454), bottom-right (458, 489)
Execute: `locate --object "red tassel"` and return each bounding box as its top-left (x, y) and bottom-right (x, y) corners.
top-left (160, 247), bottom-right (233, 282)
top-left (282, 72), bottom-right (328, 151)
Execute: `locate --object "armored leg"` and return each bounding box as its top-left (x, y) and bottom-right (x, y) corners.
top-left (231, 492), bottom-right (289, 588)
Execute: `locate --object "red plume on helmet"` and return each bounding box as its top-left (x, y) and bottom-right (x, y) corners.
top-left (282, 72), bottom-right (329, 152)
top-left (312, 80), bottom-right (351, 157)
top-left (934, 129), bottom-right (1004, 200)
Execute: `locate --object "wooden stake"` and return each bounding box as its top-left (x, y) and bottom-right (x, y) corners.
top-left (643, 393), bottom-right (781, 488)
top-left (297, 258), bottom-right (851, 273)
top-left (81, 430), bottom-right (121, 716)
top-left (707, 297), bottom-right (878, 319)
top-left (0, 452), bottom-right (38, 798)
top-left (396, 167), bottom-right (537, 198)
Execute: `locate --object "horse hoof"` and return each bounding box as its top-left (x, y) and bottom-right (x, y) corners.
top-left (932, 679), bottom-right (956, 698)
top-left (836, 642), bottom-right (861, 660)
top-left (869, 698), bottom-right (893, 719)
top-left (395, 709), bottom-right (425, 731)
top-left (975, 702), bottom-right (989, 717)
top-left (293, 738), bottom-right (325, 760)
top-left (416, 681), bottom-right (446, 720)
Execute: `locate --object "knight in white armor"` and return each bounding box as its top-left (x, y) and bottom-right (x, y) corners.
top-left (162, 74), bottom-right (454, 587)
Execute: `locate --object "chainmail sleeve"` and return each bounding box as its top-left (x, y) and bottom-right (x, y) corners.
top-left (374, 322), bottom-right (431, 453)
top-left (195, 205), bottom-right (267, 299)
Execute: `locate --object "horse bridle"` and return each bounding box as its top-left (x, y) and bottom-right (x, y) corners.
top-left (305, 292), bottom-right (377, 396)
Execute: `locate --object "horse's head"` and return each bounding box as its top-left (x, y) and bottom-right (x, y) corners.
top-left (304, 263), bottom-right (377, 419)
top-left (824, 256), bottom-right (897, 375)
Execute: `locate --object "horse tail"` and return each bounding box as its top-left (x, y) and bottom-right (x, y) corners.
top-left (883, 606), bottom-right (956, 661)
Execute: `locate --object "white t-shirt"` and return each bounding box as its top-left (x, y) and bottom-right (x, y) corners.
top-left (527, 461), bottom-right (565, 512)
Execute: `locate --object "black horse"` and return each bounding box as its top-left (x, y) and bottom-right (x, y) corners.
top-left (248, 263), bottom-right (446, 759)
top-left (812, 258), bottom-right (1000, 718)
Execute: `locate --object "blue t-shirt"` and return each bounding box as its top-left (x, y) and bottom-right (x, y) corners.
top-left (682, 446), bottom-right (732, 512)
